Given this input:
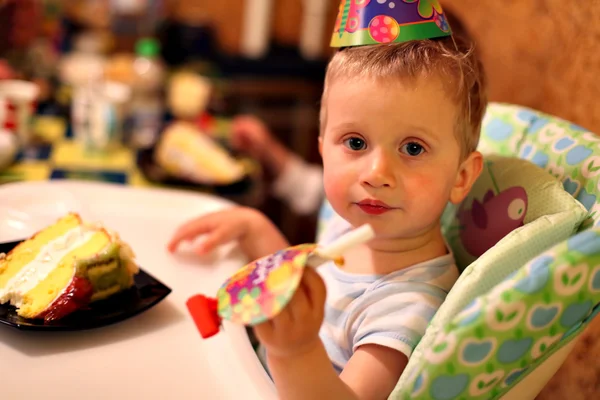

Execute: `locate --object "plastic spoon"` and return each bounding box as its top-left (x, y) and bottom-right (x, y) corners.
top-left (187, 224), bottom-right (375, 338)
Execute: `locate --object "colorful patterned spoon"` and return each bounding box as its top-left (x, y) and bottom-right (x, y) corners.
top-left (187, 224), bottom-right (375, 338)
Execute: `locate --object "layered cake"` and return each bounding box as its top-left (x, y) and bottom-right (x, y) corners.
top-left (0, 213), bottom-right (139, 322)
top-left (155, 121), bottom-right (245, 185)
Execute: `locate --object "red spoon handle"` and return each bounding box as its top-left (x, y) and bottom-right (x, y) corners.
top-left (186, 294), bottom-right (222, 338)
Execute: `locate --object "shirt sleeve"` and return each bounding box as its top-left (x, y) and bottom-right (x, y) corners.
top-left (350, 282), bottom-right (447, 358)
top-left (271, 154), bottom-right (324, 215)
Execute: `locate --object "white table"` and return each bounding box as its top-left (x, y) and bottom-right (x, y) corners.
top-left (0, 180), bottom-right (278, 400)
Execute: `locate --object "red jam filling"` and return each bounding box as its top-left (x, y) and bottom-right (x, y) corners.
top-left (38, 276), bottom-right (94, 322)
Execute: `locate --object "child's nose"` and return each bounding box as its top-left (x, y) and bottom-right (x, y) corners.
top-left (360, 151), bottom-right (397, 189)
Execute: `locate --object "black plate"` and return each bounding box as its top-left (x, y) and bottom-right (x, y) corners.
top-left (0, 240), bottom-right (25, 254)
top-left (0, 241), bottom-right (172, 332)
top-left (136, 145), bottom-right (257, 196)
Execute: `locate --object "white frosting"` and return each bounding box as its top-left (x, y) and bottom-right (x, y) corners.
top-left (164, 147), bottom-right (217, 184)
top-left (0, 226), bottom-right (96, 308)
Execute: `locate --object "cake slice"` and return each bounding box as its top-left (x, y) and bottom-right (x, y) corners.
top-left (0, 213), bottom-right (139, 322)
top-left (154, 121), bottom-right (245, 185)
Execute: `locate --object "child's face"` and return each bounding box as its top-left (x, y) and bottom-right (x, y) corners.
top-left (320, 75), bottom-right (479, 240)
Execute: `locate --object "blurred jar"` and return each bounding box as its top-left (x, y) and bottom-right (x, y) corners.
top-left (59, 46), bottom-right (106, 151)
top-left (57, 30), bottom-right (108, 105)
top-left (127, 37), bottom-right (165, 149)
top-left (71, 80), bottom-right (131, 152)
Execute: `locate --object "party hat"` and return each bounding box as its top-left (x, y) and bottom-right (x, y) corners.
top-left (331, 0), bottom-right (452, 48)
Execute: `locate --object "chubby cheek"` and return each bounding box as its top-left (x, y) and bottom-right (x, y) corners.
top-left (323, 165), bottom-right (350, 211)
top-left (322, 144), bottom-right (356, 204)
top-left (403, 172), bottom-right (454, 225)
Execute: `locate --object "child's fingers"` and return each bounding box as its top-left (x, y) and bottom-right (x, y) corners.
top-left (288, 278), bottom-right (312, 323)
top-left (167, 217), bottom-right (216, 252)
top-left (253, 319), bottom-right (275, 343)
top-left (302, 267), bottom-right (327, 311)
top-left (272, 300), bottom-right (294, 332)
top-left (230, 120), bottom-right (246, 148)
top-left (194, 227), bottom-right (237, 255)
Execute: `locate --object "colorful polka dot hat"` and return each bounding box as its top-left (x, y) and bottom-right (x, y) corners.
top-left (331, 0), bottom-right (453, 48)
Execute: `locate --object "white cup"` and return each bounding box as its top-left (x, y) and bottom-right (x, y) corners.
top-left (0, 80), bottom-right (39, 146)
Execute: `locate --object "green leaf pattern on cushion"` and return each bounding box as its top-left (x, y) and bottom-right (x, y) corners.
top-left (395, 229), bottom-right (600, 399)
top-left (476, 104), bottom-right (534, 157)
top-left (505, 107), bottom-right (599, 228)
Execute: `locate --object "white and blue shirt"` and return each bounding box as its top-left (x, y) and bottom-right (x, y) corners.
top-left (317, 203), bottom-right (458, 371)
top-left (259, 204), bottom-right (459, 374)
top-left (317, 255), bottom-right (458, 373)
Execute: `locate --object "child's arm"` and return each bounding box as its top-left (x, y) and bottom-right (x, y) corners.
top-left (231, 115), bottom-right (325, 215)
top-left (271, 154), bottom-right (324, 215)
top-left (230, 116), bottom-right (292, 177)
top-left (255, 268), bottom-right (407, 400)
top-left (167, 206), bottom-right (289, 261)
top-left (268, 341), bottom-right (407, 400)
top-left (340, 345), bottom-right (408, 398)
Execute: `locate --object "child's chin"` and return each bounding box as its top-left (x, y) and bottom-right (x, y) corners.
top-left (350, 219), bottom-right (401, 237)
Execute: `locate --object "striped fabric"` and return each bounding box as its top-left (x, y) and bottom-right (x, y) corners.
top-left (318, 255), bottom-right (458, 372)
top-left (316, 209), bottom-right (459, 372)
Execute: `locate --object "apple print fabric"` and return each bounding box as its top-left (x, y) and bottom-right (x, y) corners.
top-left (394, 229), bottom-right (600, 399)
top-left (442, 154), bottom-right (587, 273)
top-left (475, 103), bottom-right (600, 232)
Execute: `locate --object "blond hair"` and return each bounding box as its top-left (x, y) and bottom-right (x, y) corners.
top-left (320, 35), bottom-right (487, 158)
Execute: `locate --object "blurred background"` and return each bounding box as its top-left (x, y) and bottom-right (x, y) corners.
top-left (0, 1), bottom-right (599, 398)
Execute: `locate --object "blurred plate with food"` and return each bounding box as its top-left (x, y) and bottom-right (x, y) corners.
top-left (137, 121), bottom-right (260, 196)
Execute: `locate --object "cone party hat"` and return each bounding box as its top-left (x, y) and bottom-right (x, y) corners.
top-left (331, 0), bottom-right (452, 48)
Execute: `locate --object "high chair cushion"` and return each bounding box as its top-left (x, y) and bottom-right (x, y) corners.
top-left (393, 227), bottom-right (600, 400)
top-left (516, 113), bottom-right (600, 228)
top-left (475, 103), bottom-right (537, 157)
top-left (478, 103), bottom-right (600, 229)
top-left (442, 155), bottom-right (589, 271)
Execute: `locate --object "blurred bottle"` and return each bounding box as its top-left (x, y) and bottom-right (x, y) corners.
top-left (127, 37), bottom-right (165, 149)
top-left (59, 30), bottom-right (122, 152)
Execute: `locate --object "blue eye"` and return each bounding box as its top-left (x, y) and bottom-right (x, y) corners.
top-left (402, 142), bottom-right (425, 156)
top-left (343, 137), bottom-right (367, 151)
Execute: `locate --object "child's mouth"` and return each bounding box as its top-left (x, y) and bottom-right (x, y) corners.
top-left (355, 200), bottom-right (393, 215)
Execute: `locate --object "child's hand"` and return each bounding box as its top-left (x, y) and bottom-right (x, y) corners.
top-left (167, 207), bottom-right (255, 255)
top-left (230, 115), bottom-right (291, 176)
top-left (167, 206), bottom-right (290, 262)
top-left (230, 115), bottom-right (274, 161)
top-left (254, 267), bottom-right (327, 359)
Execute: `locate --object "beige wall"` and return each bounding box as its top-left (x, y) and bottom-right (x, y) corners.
top-left (165, 0), bottom-right (340, 56)
top-left (169, 0), bottom-right (599, 131)
top-left (443, 0), bottom-right (600, 132)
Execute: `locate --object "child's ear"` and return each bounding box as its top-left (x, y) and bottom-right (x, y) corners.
top-left (318, 136), bottom-right (323, 157)
top-left (450, 151), bottom-right (483, 205)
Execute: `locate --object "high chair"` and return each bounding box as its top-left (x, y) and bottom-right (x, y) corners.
top-left (314, 102), bottom-right (600, 399)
